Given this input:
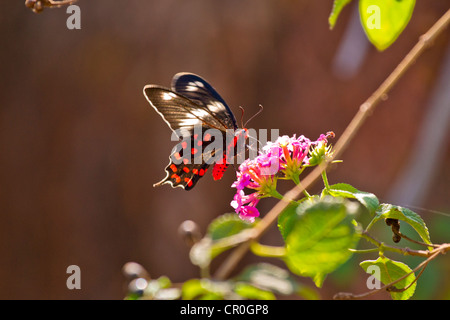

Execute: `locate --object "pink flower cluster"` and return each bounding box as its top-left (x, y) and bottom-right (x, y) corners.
top-left (231, 133), bottom-right (333, 222)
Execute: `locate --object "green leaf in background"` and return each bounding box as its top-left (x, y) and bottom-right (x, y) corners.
top-left (125, 276), bottom-right (181, 300)
top-left (369, 204), bottom-right (432, 246)
top-left (182, 278), bottom-right (276, 300)
top-left (282, 197), bottom-right (360, 287)
top-left (233, 283), bottom-right (275, 300)
top-left (360, 256), bottom-right (416, 300)
top-left (182, 279), bottom-right (228, 300)
top-left (189, 214), bottom-right (254, 268)
top-left (236, 263), bottom-right (320, 300)
top-left (329, 0), bottom-right (353, 29)
top-left (328, 183), bottom-right (379, 214)
top-left (207, 213), bottom-right (253, 241)
top-left (359, 0), bottom-right (415, 51)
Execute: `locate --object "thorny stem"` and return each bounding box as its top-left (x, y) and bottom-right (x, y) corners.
top-left (214, 8), bottom-right (450, 281)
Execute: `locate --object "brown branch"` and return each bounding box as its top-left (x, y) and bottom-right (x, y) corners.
top-left (397, 230), bottom-right (441, 248)
top-left (25, 0), bottom-right (77, 13)
top-left (361, 231), bottom-right (432, 258)
top-left (214, 8), bottom-right (450, 281)
top-left (334, 243), bottom-right (450, 299)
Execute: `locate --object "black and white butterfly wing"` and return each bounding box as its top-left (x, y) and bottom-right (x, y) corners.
top-left (143, 85), bottom-right (222, 138)
top-left (144, 85), bottom-right (229, 190)
top-left (172, 72), bottom-right (238, 131)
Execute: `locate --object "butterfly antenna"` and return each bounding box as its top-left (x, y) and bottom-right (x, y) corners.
top-left (238, 106), bottom-right (245, 129)
top-left (244, 104), bottom-right (264, 128)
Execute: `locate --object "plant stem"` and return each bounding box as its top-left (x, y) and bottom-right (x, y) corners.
top-left (250, 242), bottom-right (287, 258)
top-left (213, 8), bottom-right (450, 281)
top-left (334, 244), bottom-right (447, 299)
top-left (360, 231), bottom-right (432, 258)
top-left (348, 247), bottom-right (380, 254)
top-left (321, 170), bottom-right (330, 190)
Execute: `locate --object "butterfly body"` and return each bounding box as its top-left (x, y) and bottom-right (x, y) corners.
top-left (144, 73), bottom-right (246, 190)
top-left (212, 128), bottom-right (248, 181)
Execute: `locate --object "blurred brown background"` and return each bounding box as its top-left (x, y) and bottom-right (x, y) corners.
top-left (0, 0), bottom-right (449, 299)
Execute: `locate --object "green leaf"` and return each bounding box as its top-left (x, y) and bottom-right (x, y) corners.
top-left (181, 279), bottom-right (208, 300)
top-left (359, 0), bottom-right (415, 51)
top-left (283, 197), bottom-right (360, 287)
top-left (278, 196), bottom-right (321, 241)
top-left (234, 283), bottom-right (275, 300)
top-left (189, 214), bottom-right (254, 267)
top-left (278, 202), bottom-right (301, 241)
top-left (136, 276), bottom-right (181, 300)
top-left (181, 279), bottom-right (231, 300)
top-left (328, 183), bottom-right (379, 213)
top-left (360, 256), bottom-right (416, 300)
top-left (156, 275), bottom-right (171, 289)
top-left (329, 0), bottom-right (353, 29)
top-left (182, 278), bottom-right (275, 300)
top-left (370, 204), bottom-right (432, 246)
top-left (207, 213), bottom-right (253, 241)
top-left (236, 263), bottom-right (319, 300)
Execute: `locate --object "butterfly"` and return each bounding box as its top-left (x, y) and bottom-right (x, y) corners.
top-left (143, 73), bottom-right (249, 191)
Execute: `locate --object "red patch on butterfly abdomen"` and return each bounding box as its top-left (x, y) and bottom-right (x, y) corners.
top-left (212, 161), bottom-right (229, 181)
top-left (212, 128), bottom-right (248, 181)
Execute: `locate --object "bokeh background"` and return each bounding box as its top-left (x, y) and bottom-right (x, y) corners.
top-left (0, 0), bottom-right (449, 299)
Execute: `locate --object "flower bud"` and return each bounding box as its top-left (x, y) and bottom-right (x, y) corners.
top-left (122, 262), bottom-right (150, 281)
top-left (178, 220), bottom-right (202, 247)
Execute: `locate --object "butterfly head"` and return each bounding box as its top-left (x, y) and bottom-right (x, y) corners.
top-left (235, 128), bottom-right (249, 139)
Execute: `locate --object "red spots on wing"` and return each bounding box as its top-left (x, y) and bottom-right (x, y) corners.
top-left (184, 177), bottom-right (193, 188)
top-left (170, 174), bottom-right (181, 183)
top-left (192, 168), bottom-right (198, 175)
top-left (212, 163), bottom-right (229, 181)
top-left (199, 168), bottom-right (205, 176)
top-left (183, 167), bottom-right (190, 173)
top-left (204, 133), bottom-right (211, 141)
top-left (197, 140), bottom-right (203, 146)
top-left (216, 153), bottom-right (228, 165)
top-left (191, 148), bottom-right (198, 155)
top-left (181, 141), bottom-right (188, 149)
top-left (183, 158), bottom-right (189, 165)
top-left (170, 164), bottom-right (177, 172)
top-left (174, 152), bottom-right (181, 160)
top-left (194, 134), bottom-right (198, 140)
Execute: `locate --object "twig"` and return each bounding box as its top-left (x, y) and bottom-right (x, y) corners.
top-left (360, 231), bottom-right (433, 258)
top-left (214, 8), bottom-right (450, 280)
top-left (397, 230), bottom-right (441, 248)
top-left (334, 244), bottom-right (448, 299)
top-left (25, 0), bottom-right (77, 13)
